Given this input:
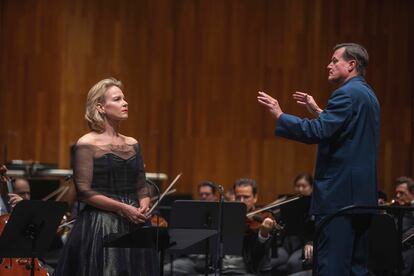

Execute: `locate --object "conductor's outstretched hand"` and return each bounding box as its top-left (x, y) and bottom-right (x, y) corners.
top-left (292, 91), bottom-right (322, 117)
top-left (257, 91), bottom-right (283, 120)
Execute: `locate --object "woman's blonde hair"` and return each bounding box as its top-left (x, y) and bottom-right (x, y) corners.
top-left (85, 78), bottom-right (123, 132)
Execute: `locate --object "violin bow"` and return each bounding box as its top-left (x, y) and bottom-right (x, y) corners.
top-left (55, 186), bottom-right (70, 201)
top-left (149, 173), bottom-right (182, 214)
top-left (42, 186), bottom-right (67, 201)
top-left (150, 188), bottom-right (177, 202)
top-left (246, 195), bottom-right (301, 217)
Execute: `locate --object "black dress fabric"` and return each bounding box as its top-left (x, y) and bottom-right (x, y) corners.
top-left (54, 143), bottom-right (159, 276)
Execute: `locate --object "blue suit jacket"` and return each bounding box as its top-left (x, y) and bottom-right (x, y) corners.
top-left (276, 76), bottom-right (380, 215)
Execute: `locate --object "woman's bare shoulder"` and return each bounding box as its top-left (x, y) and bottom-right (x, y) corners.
top-left (77, 132), bottom-right (98, 145)
top-left (121, 135), bottom-right (138, 145)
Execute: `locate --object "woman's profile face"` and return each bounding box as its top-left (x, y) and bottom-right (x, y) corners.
top-left (294, 178), bottom-right (312, 196)
top-left (100, 86), bottom-right (129, 121)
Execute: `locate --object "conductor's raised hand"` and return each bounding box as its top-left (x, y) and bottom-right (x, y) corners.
top-left (257, 91), bottom-right (283, 120)
top-left (292, 91), bottom-right (322, 117)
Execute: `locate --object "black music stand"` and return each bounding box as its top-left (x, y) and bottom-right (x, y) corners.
top-left (279, 196), bottom-right (311, 235)
top-left (168, 200), bottom-right (246, 275)
top-left (0, 200), bottom-right (67, 276)
top-left (104, 225), bottom-right (218, 276)
top-left (104, 226), bottom-right (169, 249)
top-left (104, 226), bottom-right (168, 276)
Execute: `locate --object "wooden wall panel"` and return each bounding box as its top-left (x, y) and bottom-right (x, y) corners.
top-left (0, 0), bottom-right (413, 204)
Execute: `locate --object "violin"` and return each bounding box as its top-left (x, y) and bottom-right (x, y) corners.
top-left (147, 173), bottom-right (182, 228)
top-left (150, 214), bottom-right (168, 228)
top-left (245, 210), bottom-right (275, 234)
top-left (150, 188), bottom-right (176, 202)
top-left (0, 165), bottom-right (49, 276)
top-left (148, 173), bottom-right (181, 214)
top-left (245, 196), bottom-right (296, 235)
top-left (381, 199), bottom-right (400, 206)
top-left (148, 187), bottom-right (175, 227)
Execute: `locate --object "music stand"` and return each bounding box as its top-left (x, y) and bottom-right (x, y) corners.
top-left (104, 224), bottom-right (218, 276)
top-left (168, 200), bottom-right (246, 274)
top-left (0, 200), bottom-right (67, 276)
top-left (104, 226), bottom-right (171, 250)
top-left (279, 196), bottom-right (311, 235)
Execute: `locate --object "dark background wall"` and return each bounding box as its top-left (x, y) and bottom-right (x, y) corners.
top-left (0, 0), bottom-right (413, 204)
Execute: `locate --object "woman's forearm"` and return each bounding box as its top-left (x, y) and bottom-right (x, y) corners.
top-left (83, 194), bottom-right (125, 213)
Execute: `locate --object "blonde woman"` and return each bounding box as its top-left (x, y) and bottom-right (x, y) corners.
top-left (54, 78), bottom-right (158, 275)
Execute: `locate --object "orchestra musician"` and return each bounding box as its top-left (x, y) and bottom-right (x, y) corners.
top-left (0, 165), bottom-right (52, 275)
top-left (393, 176), bottom-right (414, 275)
top-left (225, 188), bottom-right (235, 202)
top-left (258, 43), bottom-right (379, 275)
top-left (53, 78), bottom-right (158, 276)
top-left (271, 173), bottom-right (314, 275)
top-left (198, 180), bottom-right (218, 202)
top-left (227, 178), bottom-right (276, 275)
top-left (166, 178), bottom-right (276, 275)
top-left (8, 177), bottom-right (31, 208)
top-left (0, 165), bottom-right (29, 211)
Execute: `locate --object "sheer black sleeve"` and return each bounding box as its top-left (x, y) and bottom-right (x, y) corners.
top-left (134, 143), bottom-right (150, 200)
top-left (73, 144), bottom-right (100, 201)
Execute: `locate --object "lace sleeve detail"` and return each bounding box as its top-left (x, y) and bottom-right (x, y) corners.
top-left (73, 144), bottom-right (99, 201)
top-left (135, 144), bottom-right (150, 199)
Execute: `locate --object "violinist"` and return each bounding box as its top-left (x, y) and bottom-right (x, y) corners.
top-left (393, 176), bottom-right (414, 275)
top-left (394, 176), bottom-right (414, 206)
top-left (226, 178), bottom-right (275, 275)
top-left (0, 165), bottom-right (28, 212)
top-left (8, 178), bottom-right (31, 208)
top-left (0, 165), bottom-right (52, 275)
top-left (271, 173), bottom-right (314, 275)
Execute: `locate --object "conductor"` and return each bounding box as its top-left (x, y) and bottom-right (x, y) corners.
top-left (258, 43), bottom-right (380, 275)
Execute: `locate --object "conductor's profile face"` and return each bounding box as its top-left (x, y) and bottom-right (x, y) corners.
top-left (327, 47), bottom-right (354, 85)
top-left (235, 185), bottom-right (257, 212)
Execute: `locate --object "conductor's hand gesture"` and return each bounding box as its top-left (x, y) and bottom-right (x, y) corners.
top-left (257, 91), bottom-right (283, 120)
